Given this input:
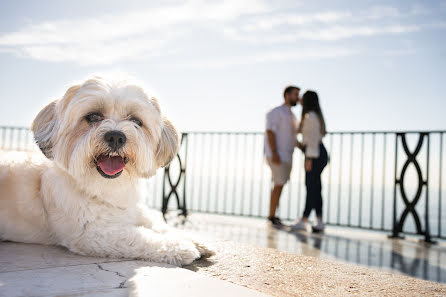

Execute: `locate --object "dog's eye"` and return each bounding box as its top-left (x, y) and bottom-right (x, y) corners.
top-left (130, 117), bottom-right (143, 127)
top-left (85, 112), bottom-right (104, 123)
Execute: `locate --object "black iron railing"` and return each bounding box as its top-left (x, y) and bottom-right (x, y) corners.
top-left (163, 131), bottom-right (446, 241)
top-left (1, 126), bottom-right (445, 240)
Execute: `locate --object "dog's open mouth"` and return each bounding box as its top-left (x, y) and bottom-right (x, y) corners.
top-left (95, 155), bottom-right (127, 179)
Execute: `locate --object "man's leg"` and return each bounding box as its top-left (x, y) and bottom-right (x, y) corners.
top-left (269, 184), bottom-right (284, 218)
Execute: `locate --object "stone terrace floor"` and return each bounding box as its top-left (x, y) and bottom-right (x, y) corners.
top-left (1, 212), bottom-right (446, 297)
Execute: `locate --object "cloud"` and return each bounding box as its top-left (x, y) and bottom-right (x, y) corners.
top-left (223, 3), bottom-right (442, 43)
top-left (360, 6), bottom-right (404, 19)
top-left (0, 0), bottom-right (269, 46)
top-left (19, 37), bottom-right (179, 65)
top-left (380, 48), bottom-right (419, 56)
top-left (281, 24), bottom-right (421, 41)
top-left (224, 24), bottom-right (422, 43)
top-left (0, 0), bottom-right (269, 65)
top-left (241, 11), bottom-right (352, 32)
top-left (237, 4), bottom-right (430, 34)
top-left (173, 47), bottom-right (358, 69)
top-left (0, 1), bottom-right (443, 65)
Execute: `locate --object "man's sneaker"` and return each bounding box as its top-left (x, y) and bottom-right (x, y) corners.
top-left (312, 220), bottom-right (325, 233)
top-left (268, 216), bottom-right (283, 227)
top-left (291, 219), bottom-right (307, 231)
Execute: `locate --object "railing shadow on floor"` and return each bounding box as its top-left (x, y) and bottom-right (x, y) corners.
top-left (285, 229), bottom-right (446, 283)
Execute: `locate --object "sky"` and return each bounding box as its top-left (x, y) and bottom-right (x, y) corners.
top-left (0, 0), bottom-right (445, 132)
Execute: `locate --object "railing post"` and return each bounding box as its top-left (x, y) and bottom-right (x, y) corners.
top-left (425, 134), bottom-right (432, 242)
top-left (162, 133), bottom-right (188, 220)
top-left (391, 134), bottom-right (399, 238)
top-left (390, 132), bottom-right (434, 243)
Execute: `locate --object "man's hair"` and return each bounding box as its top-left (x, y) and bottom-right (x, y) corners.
top-left (283, 86), bottom-right (300, 98)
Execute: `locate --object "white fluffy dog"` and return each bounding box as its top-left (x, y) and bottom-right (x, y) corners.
top-left (0, 76), bottom-right (212, 266)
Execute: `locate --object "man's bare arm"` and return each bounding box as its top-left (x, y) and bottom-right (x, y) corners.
top-left (266, 130), bottom-right (280, 163)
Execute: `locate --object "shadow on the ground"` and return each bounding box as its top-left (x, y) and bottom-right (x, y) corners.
top-left (184, 257), bottom-right (216, 272)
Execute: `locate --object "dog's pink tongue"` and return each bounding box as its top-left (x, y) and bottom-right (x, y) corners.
top-left (97, 156), bottom-right (125, 175)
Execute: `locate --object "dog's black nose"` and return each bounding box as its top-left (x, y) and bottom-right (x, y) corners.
top-left (104, 130), bottom-right (127, 151)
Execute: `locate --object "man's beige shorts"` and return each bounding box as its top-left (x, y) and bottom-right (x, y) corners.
top-left (266, 159), bottom-right (292, 186)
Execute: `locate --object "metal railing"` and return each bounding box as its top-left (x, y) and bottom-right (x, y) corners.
top-left (163, 131), bottom-right (446, 241)
top-left (0, 126), bottom-right (36, 151)
top-left (1, 126), bottom-right (445, 240)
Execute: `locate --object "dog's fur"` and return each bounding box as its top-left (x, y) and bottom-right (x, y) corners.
top-left (0, 76), bottom-right (212, 266)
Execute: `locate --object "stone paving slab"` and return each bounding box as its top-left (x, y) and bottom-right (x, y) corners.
top-left (128, 266), bottom-right (270, 297)
top-left (0, 242), bottom-right (127, 273)
top-left (0, 242), bottom-right (268, 297)
top-left (1, 262), bottom-right (130, 297)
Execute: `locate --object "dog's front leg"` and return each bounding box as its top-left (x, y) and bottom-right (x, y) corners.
top-left (135, 205), bottom-right (173, 233)
top-left (70, 225), bottom-right (201, 266)
top-left (135, 205), bottom-right (215, 258)
top-left (135, 205), bottom-right (156, 229)
top-left (144, 223), bottom-right (215, 258)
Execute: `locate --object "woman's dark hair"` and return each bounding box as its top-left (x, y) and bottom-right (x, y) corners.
top-left (300, 90), bottom-right (326, 136)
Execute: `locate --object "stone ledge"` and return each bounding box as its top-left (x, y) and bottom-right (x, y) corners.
top-left (185, 240), bottom-right (446, 297)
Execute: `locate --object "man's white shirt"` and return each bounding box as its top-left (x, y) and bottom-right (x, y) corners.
top-left (265, 104), bottom-right (299, 164)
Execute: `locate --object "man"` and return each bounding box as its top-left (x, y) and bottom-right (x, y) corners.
top-left (265, 86), bottom-right (300, 226)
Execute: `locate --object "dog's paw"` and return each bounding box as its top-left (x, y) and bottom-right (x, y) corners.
top-left (174, 232), bottom-right (215, 259)
top-left (160, 240), bottom-right (200, 266)
top-left (192, 239), bottom-right (215, 258)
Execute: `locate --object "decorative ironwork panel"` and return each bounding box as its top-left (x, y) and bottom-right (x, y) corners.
top-left (391, 133), bottom-right (433, 242)
top-left (162, 133), bottom-right (188, 220)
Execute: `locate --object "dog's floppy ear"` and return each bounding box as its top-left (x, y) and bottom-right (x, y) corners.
top-left (31, 85), bottom-right (80, 159)
top-left (31, 100), bottom-right (57, 159)
top-left (156, 118), bottom-right (180, 168)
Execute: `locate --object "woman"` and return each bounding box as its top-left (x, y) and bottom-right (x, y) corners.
top-left (292, 90), bottom-right (328, 232)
